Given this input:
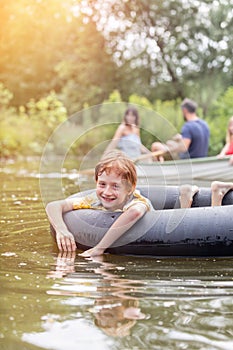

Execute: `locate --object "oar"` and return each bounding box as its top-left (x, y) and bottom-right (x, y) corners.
top-left (78, 150), bottom-right (167, 176)
top-left (133, 149), bottom-right (167, 163)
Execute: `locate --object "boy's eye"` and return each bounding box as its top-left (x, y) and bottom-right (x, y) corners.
top-left (113, 184), bottom-right (120, 190)
top-left (98, 182), bottom-right (105, 187)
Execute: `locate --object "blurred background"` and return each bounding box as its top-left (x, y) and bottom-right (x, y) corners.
top-left (1, 0), bottom-right (233, 159)
top-left (1, 3), bottom-right (233, 349)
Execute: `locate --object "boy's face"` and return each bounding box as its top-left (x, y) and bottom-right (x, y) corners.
top-left (96, 170), bottom-right (133, 211)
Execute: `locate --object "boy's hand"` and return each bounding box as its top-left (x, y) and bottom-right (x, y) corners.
top-left (56, 229), bottom-right (76, 252)
top-left (79, 246), bottom-right (104, 258)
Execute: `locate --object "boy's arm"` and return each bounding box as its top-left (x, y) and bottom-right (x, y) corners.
top-left (46, 198), bottom-right (77, 251)
top-left (79, 203), bottom-right (148, 257)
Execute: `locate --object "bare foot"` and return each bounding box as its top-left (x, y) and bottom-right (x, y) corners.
top-left (179, 184), bottom-right (199, 208)
top-left (151, 142), bottom-right (167, 161)
top-left (158, 156), bottom-right (165, 163)
top-left (211, 181), bottom-right (233, 206)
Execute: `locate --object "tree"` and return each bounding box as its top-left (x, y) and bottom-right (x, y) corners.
top-left (86, 0), bottom-right (233, 110)
top-left (55, 18), bottom-right (117, 115)
top-left (0, 0), bottom-right (117, 112)
top-left (1, 0), bottom-right (233, 116)
top-left (0, 0), bottom-right (69, 105)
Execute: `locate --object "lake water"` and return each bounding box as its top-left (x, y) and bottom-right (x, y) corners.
top-left (1, 158), bottom-right (233, 350)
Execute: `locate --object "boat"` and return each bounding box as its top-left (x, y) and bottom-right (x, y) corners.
top-left (53, 185), bottom-right (233, 257)
top-left (78, 156), bottom-right (232, 186)
top-left (136, 156), bottom-right (232, 186)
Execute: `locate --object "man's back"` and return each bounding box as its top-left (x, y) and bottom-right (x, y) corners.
top-left (180, 119), bottom-right (210, 159)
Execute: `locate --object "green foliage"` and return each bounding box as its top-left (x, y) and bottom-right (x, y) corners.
top-left (1, 0), bottom-right (233, 114)
top-left (0, 86), bottom-right (67, 157)
top-left (0, 111), bottom-right (34, 157)
top-left (0, 83), bottom-right (19, 157)
top-left (210, 87), bottom-right (233, 119)
top-left (52, 17), bottom-right (117, 114)
top-left (0, 83), bottom-right (13, 107)
top-left (107, 90), bottom-right (122, 103)
top-left (25, 92), bottom-right (67, 125)
top-left (153, 99), bottom-right (183, 130)
top-left (207, 86), bottom-right (233, 155)
top-left (91, 0), bottom-right (233, 105)
top-left (129, 94), bottom-right (152, 109)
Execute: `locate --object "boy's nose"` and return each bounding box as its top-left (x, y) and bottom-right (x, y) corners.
top-left (103, 186), bottom-right (112, 196)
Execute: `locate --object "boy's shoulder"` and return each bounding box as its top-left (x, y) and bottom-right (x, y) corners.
top-left (123, 190), bottom-right (154, 211)
top-left (72, 191), bottom-right (98, 209)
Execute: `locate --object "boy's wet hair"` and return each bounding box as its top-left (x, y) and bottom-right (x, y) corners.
top-left (95, 151), bottom-right (137, 188)
top-left (94, 299), bottom-right (139, 337)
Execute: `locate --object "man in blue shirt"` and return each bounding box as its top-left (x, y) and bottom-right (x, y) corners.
top-left (151, 98), bottom-right (210, 160)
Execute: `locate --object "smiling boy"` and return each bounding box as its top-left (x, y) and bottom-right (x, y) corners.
top-left (46, 151), bottom-right (154, 257)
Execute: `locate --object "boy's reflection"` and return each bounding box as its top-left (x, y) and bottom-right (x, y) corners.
top-left (48, 252), bottom-right (147, 337)
top-left (47, 251), bottom-right (76, 278)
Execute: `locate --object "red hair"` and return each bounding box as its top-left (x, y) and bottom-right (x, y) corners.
top-left (95, 151), bottom-right (137, 189)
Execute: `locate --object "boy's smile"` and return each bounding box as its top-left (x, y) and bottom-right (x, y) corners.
top-left (96, 171), bottom-right (132, 211)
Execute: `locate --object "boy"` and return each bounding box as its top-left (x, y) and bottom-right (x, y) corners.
top-left (46, 151), bottom-right (154, 257)
top-left (46, 151), bottom-right (233, 257)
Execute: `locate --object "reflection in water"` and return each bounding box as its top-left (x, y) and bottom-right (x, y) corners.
top-left (47, 251), bottom-right (76, 278)
top-left (48, 253), bottom-right (147, 338)
top-left (22, 252), bottom-right (233, 350)
top-left (22, 253), bottom-right (149, 349)
top-left (21, 253), bottom-right (233, 350)
top-left (87, 256), bottom-right (147, 338)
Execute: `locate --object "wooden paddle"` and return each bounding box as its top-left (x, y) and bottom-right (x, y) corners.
top-left (78, 150), bottom-right (167, 176)
top-left (133, 149), bottom-right (167, 163)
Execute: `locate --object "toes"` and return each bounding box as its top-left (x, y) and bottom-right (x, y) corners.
top-left (179, 184), bottom-right (192, 196)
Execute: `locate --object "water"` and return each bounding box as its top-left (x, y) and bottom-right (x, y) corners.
top-left (1, 159), bottom-right (233, 350)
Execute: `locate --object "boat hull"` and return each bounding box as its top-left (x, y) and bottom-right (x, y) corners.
top-left (59, 186), bottom-right (233, 257)
top-left (136, 156), bottom-right (232, 186)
